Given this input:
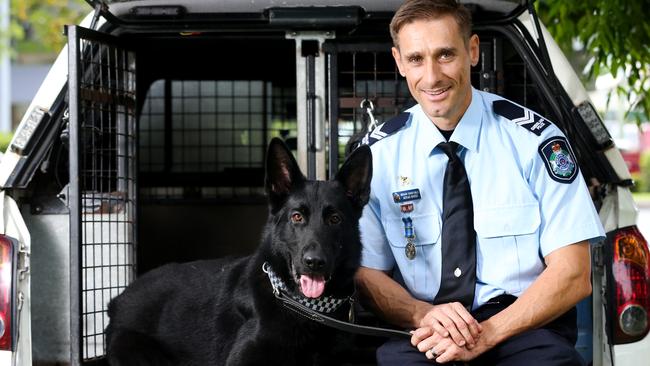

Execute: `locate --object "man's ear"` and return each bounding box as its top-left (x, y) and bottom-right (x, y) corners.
top-left (335, 145), bottom-right (373, 212)
top-left (392, 47), bottom-right (406, 77)
top-left (469, 34), bottom-right (480, 67)
top-left (265, 138), bottom-right (305, 208)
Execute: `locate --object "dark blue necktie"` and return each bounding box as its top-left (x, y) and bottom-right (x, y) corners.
top-left (434, 141), bottom-right (477, 308)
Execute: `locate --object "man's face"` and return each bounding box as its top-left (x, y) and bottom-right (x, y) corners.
top-left (392, 16), bottom-right (479, 129)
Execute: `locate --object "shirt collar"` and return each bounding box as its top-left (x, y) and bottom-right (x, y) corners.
top-left (450, 87), bottom-right (482, 152)
top-left (413, 87), bottom-right (483, 156)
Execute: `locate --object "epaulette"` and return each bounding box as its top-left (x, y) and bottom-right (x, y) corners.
top-left (361, 112), bottom-right (411, 147)
top-left (493, 99), bottom-right (550, 136)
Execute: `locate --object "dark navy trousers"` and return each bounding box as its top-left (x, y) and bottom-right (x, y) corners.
top-left (376, 295), bottom-right (585, 366)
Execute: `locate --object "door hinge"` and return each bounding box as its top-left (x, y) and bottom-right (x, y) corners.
top-left (18, 244), bottom-right (30, 279)
top-left (592, 243), bottom-right (604, 268)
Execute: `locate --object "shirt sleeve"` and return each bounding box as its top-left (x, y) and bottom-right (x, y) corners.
top-left (359, 197), bottom-right (396, 271)
top-left (528, 129), bottom-right (606, 257)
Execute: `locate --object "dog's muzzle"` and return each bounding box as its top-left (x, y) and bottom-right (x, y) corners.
top-left (262, 262), bottom-right (347, 314)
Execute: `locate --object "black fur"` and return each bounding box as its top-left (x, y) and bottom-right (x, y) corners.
top-left (105, 138), bottom-right (372, 366)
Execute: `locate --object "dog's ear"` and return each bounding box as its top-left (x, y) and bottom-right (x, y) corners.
top-left (335, 145), bottom-right (372, 211)
top-left (265, 137), bottom-right (305, 206)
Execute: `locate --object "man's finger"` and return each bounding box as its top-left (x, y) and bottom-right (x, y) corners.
top-left (443, 302), bottom-right (481, 345)
top-left (436, 313), bottom-right (466, 346)
top-left (415, 334), bottom-right (438, 353)
top-left (452, 302), bottom-right (482, 339)
top-left (427, 338), bottom-right (457, 363)
top-left (430, 319), bottom-right (450, 338)
top-left (438, 307), bottom-right (475, 346)
top-left (426, 347), bottom-right (437, 360)
top-left (410, 327), bottom-right (432, 347)
top-left (433, 338), bottom-right (461, 364)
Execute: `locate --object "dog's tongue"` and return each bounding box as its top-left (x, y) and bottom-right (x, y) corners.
top-left (300, 274), bottom-right (325, 298)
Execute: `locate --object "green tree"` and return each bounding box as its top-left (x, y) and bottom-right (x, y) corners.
top-left (537, 0), bottom-right (650, 123)
top-left (11, 0), bottom-right (87, 55)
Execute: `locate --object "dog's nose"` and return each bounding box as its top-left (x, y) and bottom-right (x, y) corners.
top-left (303, 252), bottom-right (326, 272)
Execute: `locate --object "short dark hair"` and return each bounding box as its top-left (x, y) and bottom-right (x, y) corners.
top-left (390, 0), bottom-right (473, 48)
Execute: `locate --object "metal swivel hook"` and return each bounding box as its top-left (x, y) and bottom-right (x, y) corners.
top-left (360, 99), bottom-right (378, 132)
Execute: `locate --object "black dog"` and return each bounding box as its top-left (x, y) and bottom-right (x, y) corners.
top-left (105, 138), bottom-right (372, 365)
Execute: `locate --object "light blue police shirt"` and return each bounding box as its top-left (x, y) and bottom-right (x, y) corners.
top-left (359, 87), bottom-right (605, 310)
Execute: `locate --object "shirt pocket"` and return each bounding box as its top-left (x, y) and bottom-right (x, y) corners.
top-left (474, 203), bottom-right (541, 294)
top-left (474, 203), bottom-right (540, 238)
top-left (382, 214), bottom-right (442, 300)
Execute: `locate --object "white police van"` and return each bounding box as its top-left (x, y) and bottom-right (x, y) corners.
top-left (0, 1), bottom-right (647, 365)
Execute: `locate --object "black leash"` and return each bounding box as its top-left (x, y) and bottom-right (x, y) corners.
top-left (274, 289), bottom-right (412, 339)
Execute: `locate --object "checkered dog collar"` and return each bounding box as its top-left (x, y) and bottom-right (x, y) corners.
top-left (262, 262), bottom-right (347, 314)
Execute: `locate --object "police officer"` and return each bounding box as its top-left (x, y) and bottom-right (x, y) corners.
top-left (354, 0), bottom-right (605, 365)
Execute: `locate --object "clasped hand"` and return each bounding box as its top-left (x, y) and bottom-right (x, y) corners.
top-left (410, 302), bottom-right (482, 363)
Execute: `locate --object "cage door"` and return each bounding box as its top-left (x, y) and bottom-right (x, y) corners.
top-left (324, 42), bottom-right (415, 177)
top-left (67, 25), bottom-right (137, 365)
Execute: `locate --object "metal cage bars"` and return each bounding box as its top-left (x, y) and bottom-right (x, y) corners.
top-left (68, 26), bottom-right (138, 363)
top-left (137, 80), bottom-right (297, 202)
top-left (325, 42), bottom-right (414, 176)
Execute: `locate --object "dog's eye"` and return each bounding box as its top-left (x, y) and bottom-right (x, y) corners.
top-left (328, 214), bottom-right (342, 225)
top-left (291, 213), bottom-right (303, 223)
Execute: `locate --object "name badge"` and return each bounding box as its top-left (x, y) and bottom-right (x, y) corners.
top-left (392, 188), bottom-right (421, 203)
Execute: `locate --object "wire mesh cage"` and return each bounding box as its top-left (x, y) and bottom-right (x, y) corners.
top-left (138, 79), bottom-right (297, 202)
top-left (325, 43), bottom-right (415, 170)
top-left (327, 35), bottom-right (553, 168)
top-left (68, 26), bottom-right (138, 363)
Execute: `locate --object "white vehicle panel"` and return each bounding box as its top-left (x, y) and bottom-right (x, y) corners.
top-left (0, 191), bottom-right (32, 366)
top-left (516, 13), bottom-right (590, 106)
top-left (0, 351), bottom-right (10, 366)
top-left (614, 334), bottom-right (650, 365)
top-left (0, 12), bottom-right (98, 188)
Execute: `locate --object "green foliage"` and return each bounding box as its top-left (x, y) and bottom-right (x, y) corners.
top-left (632, 172), bottom-right (644, 193)
top-left (10, 0), bottom-right (88, 56)
top-left (537, 0), bottom-right (650, 124)
top-left (632, 191), bottom-right (650, 203)
top-left (0, 132), bottom-right (12, 153)
top-left (636, 150), bottom-right (650, 192)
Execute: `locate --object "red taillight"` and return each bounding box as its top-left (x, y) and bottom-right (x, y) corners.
top-left (608, 226), bottom-right (650, 344)
top-left (0, 235), bottom-right (16, 351)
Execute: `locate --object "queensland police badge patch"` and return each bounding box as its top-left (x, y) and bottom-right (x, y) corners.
top-left (538, 136), bottom-right (578, 183)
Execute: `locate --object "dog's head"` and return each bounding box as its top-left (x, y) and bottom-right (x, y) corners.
top-left (263, 138), bottom-right (372, 299)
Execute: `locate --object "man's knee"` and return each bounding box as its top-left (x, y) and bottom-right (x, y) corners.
top-left (478, 329), bottom-right (585, 366)
top-left (376, 338), bottom-right (434, 366)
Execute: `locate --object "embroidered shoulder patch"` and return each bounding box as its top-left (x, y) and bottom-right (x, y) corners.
top-left (493, 100), bottom-right (550, 136)
top-left (538, 136), bottom-right (579, 183)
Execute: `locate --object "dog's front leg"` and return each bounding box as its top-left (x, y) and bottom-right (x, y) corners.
top-left (225, 321), bottom-right (285, 366)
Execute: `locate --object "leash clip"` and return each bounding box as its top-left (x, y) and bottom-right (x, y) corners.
top-left (360, 99), bottom-right (378, 132)
top-left (348, 296), bottom-right (356, 324)
top-left (262, 262), bottom-right (281, 296)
